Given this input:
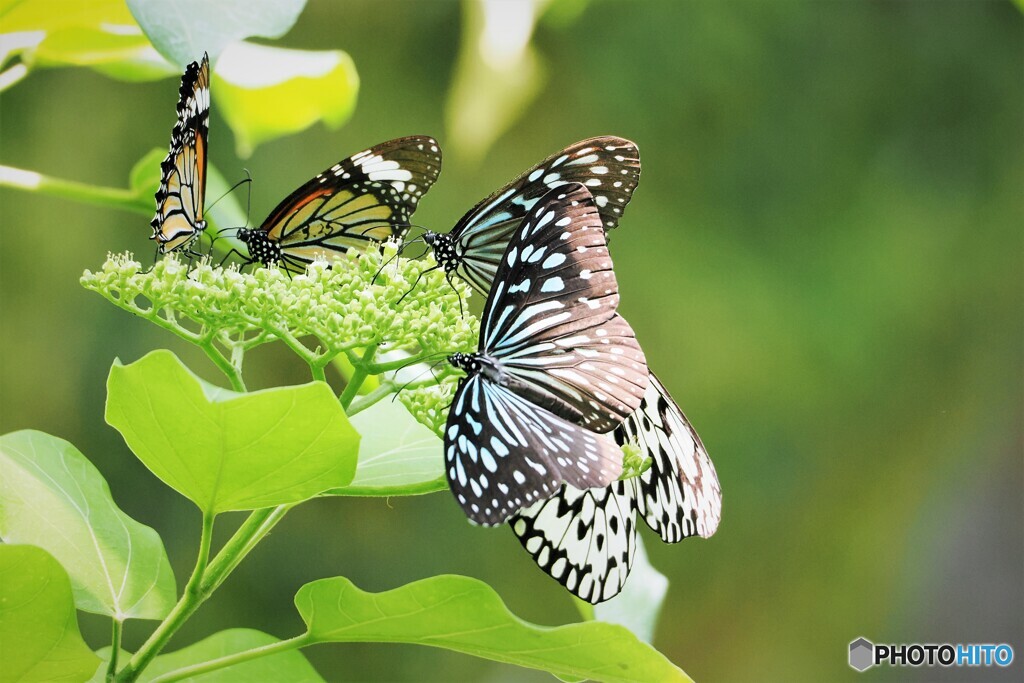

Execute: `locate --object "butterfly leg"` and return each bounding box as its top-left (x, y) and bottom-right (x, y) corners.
top-left (396, 263), bottom-right (440, 306)
top-left (217, 248), bottom-right (253, 270)
top-left (445, 272), bottom-right (465, 318)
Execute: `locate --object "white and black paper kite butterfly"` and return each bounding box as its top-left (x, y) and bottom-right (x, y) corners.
top-left (237, 136), bottom-right (442, 272)
top-left (444, 182), bottom-right (649, 526)
top-left (151, 53), bottom-right (210, 255)
top-left (510, 373), bottom-right (722, 603)
top-left (423, 136), bottom-right (640, 295)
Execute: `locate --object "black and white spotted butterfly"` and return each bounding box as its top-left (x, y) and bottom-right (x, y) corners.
top-left (444, 182), bottom-right (649, 526)
top-left (422, 136), bottom-right (640, 295)
top-left (151, 53), bottom-right (210, 255)
top-left (510, 373), bottom-right (722, 603)
top-left (236, 136), bottom-right (441, 272)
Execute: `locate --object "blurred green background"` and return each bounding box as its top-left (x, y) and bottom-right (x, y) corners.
top-left (1, 1), bottom-right (1021, 681)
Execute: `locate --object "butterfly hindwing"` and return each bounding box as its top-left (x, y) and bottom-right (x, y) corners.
top-left (510, 480), bottom-right (637, 604)
top-left (479, 183), bottom-right (648, 433)
top-left (445, 136), bottom-right (641, 295)
top-left (445, 375), bottom-right (625, 526)
top-left (510, 372), bottom-right (722, 603)
top-left (627, 373), bottom-right (722, 541)
top-left (151, 53), bottom-right (210, 254)
top-left (247, 136), bottom-right (442, 272)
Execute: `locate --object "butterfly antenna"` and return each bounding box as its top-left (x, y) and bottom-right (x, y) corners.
top-left (391, 357), bottom-right (451, 400)
top-left (206, 170), bottom-right (253, 213)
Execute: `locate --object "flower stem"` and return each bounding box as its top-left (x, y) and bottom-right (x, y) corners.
top-left (106, 619), bottom-right (123, 682)
top-left (0, 164), bottom-right (151, 215)
top-left (198, 337), bottom-right (246, 392)
top-left (116, 511), bottom-right (216, 682)
top-left (338, 343), bottom-right (379, 410)
top-left (147, 634), bottom-right (313, 683)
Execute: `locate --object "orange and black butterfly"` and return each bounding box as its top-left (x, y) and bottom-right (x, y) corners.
top-left (150, 53), bottom-right (210, 254)
top-left (236, 136), bottom-right (442, 272)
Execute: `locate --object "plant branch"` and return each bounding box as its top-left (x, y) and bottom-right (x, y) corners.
top-left (0, 164), bottom-right (151, 215)
top-left (198, 336), bottom-right (246, 392)
top-left (200, 504), bottom-right (293, 595)
top-left (338, 343), bottom-right (379, 410)
top-left (147, 634), bottom-right (313, 683)
top-left (116, 511), bottom-right (216, 682)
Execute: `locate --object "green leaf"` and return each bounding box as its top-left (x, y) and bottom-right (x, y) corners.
top-left (105, 350), bottom-right (360, 514)
top-left (295, 575), bottom-right (691, 683)
top-left (125, 0), bottom-right (306, 66)
top-left (445, 0), bottom-right (546, 162)
top-left (329, 400), bottom-right (445, 497)
top-left (31, 26), bottom-right (176, 82)
top-left (92, 629), bottom-right (323, 683)
top-left (593, 537), bottom-right (668, 644)
top-left (213, 42), bottom-right (359, 157)
top-left (0, 0), bottom-right (135, 34)
top-left (0, 545), bottom-right (100, 683)
top-left (128, 148), bottom-right (167, 198)
top-left (0, 430), bottom-right (176, 621)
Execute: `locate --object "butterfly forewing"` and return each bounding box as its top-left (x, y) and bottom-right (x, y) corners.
top-left (479, 183), bottom-right (648, 433)
top-left (445, 375), bottom-right (624, 526)
top-left (253, 135), bottom-right (442, 271)
top-left (509, 372), bottom-right (722, 603)
top-left (151, 53), bottom-right (210, 253)
top-left (448, 136), bottom-right (641, 295)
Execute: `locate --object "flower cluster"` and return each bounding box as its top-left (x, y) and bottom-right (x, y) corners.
top-left (81, 245), bottom-right (478, 432)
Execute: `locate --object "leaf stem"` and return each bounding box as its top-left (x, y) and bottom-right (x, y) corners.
top-left (200, 504), bottom-right (293, 595)
top-left (116, 511), bottom-right (216, 682)
top-left (147, 634), bottom-right (313, 683)
top-left (106, 619), bottom-right (123, 682)
top-left (0, 164), bottom-right (151, 215)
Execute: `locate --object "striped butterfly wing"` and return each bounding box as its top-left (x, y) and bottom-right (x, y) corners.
top-left (510, 372), bottom-right (722, 603)
top-left (510, 479), bottom-right (638, 604)
top-left (151, 53), bottom-right (210, 254)
top-left (445, 375), bottom-right (625, 526)
top-left (480, 183), bottom-right (648, 433)
top-left (446, 136), bottom-right (641, 294)
top-left (255, 136), bottom-right (442, 271)
top-left (627, 373), bottom-right (722, 541)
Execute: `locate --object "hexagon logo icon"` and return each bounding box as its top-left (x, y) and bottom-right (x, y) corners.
top-left (849, 637), bottom-right (874, 672)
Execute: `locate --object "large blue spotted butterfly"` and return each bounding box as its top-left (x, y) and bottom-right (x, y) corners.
top-left (444, 182), bottom-right (649, 526)
top-left (423, 136), bottom-right (640, 295)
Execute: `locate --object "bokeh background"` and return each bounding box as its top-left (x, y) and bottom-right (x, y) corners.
top-left (2, 1), bottom-right (1021, 681)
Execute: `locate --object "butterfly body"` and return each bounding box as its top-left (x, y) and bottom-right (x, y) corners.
top-left (239, 136), bottom-right (442, 272)
top-left (444, 183), bottom-right (649, 526)
top-left (151, 53), bottom-right (210, 254)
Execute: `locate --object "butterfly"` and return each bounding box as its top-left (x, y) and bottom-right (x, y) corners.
top-left (422, 136), bottom-right (640, 295)
top-left (510, 373), bottom-right (722, 603)
top-left (151, 53), bottom-right (210, 255)
top-left (235, 136), bottom-right (442, 272)
top-left (444, 182), bottom-right (649, 526)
